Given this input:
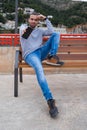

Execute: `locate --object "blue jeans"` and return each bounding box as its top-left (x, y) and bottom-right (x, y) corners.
top-left (25, 32), bottom-right (60, 101)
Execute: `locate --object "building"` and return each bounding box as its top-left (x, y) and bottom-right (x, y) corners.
top-left (0, 20), bottom-right (15, 29)
top-left (24, 7), bottom-right (34, 15)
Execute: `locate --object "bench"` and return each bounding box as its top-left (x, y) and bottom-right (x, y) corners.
top-left (14, 34), bottom-right (87, 97)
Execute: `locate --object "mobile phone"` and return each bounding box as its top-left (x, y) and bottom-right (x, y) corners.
top-left (22, 27), bottom-right (33, 39)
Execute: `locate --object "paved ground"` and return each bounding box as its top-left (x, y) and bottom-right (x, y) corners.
top-left (0, 74), bottom-right (87, 130)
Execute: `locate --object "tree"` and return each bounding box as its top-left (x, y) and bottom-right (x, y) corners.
top-left (0, 14), bottom-right (6, 24)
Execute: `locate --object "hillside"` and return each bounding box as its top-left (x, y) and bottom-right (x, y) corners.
top-left (22, 0), bottom-right (87, 27)
top-left (1, 0), bottom-right (87, 28)
top-left (20, 0), bottom-right (87, 28)
top-left (40, 0), bottom-right (77, 10)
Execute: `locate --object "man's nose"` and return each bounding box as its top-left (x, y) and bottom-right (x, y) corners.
top-left (32, 20), bottom-right (35, 22)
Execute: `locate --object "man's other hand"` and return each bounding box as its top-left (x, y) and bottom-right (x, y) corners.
top-left (37, 14), bottom-right (46, 21)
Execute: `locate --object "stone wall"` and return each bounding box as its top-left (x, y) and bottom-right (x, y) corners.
top-left (0, 47), bottom-right (19, 74)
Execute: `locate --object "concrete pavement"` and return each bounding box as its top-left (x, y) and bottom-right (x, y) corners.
top-left (0, 74), bottom-right (87, 130)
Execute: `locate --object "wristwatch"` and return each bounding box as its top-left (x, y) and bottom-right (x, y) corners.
top-left (44, 16), bottom-right (53, 20)
top-left (44, 17), bottom-right (47, 21)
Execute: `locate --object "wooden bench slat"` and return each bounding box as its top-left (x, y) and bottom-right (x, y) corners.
top-left (44, 62), bottom-right (87, 67)
top-left (60, 39), bottom-right (87, 45)
top-left (58, 46), bottom-right (87, 53)
top-left (18, 61), bottom-right (48, 68)
top-left (63, 61), bottom-right (87, 67)
top-left (58, 54), bottom-right (87, 60)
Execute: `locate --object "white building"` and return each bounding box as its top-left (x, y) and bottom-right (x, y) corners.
top-left (54, 27), bottom-right (67, 34)
top-left (1, 20), bottom-right (15, 29)
top-left (24, 8), bottom-right (34, 15)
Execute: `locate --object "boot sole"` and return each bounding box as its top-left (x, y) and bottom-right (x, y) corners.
top-left (46, 61), bottom-right (64, 66)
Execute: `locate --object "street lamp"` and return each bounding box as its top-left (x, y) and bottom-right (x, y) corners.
top-left (15, 0), bottom-right (18, 33)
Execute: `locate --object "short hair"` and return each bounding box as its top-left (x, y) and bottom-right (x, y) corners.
top-left (26, 12), bottom-right (40, 22)
top-left (30, 12), bottom-right (40, 16)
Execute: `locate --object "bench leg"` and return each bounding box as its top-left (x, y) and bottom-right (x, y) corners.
top-left (14, 50), bottom-right (19, 97)
top-left (19, 68), bottom-right (23, 82)
top-left (14, 68), bottom-right (18, 97)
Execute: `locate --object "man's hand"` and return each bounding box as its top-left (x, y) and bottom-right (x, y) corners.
top-left (22, 29), bottom-right (26, 35)
top-left (37, 14), bottom-right (46, 21)
top-left (21, 29), bottom-right (27, 38)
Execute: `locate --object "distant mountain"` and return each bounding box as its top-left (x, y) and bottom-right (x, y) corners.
top-left (40, 0), bottom-right (77, 10)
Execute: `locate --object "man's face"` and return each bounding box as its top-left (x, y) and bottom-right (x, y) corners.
top-left (28, 15), bottom-right (39, 28)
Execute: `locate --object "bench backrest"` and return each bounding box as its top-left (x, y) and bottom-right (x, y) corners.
top-left (58, 34), bottom-right (87, 61)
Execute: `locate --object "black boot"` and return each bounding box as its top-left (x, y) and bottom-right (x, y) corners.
top-left (47, 99), bottom-right (59, 118)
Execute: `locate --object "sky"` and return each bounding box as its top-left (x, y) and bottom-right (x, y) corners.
top-left (72, 0), bottom-right (87, 1)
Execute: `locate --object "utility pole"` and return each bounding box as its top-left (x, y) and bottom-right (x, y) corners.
top-left (15, 0), bottom-right (18, 33)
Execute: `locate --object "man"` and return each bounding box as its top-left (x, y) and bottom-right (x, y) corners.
top-left (20, 12), bottom-right (63, 118)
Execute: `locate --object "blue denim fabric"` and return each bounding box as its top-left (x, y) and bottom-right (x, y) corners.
top-left (25, 32), bottom-right (60, 100)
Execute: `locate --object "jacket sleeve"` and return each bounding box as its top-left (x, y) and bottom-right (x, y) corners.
top-left (19, 24), bottom-right (28, 37)
top-left (42, 19), bottom-right (54, 36)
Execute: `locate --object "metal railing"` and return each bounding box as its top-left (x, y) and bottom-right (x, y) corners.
top-left (0, 34), bottom-right (87, 46)
top-left (0, 34), bottom-right (19, 46)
